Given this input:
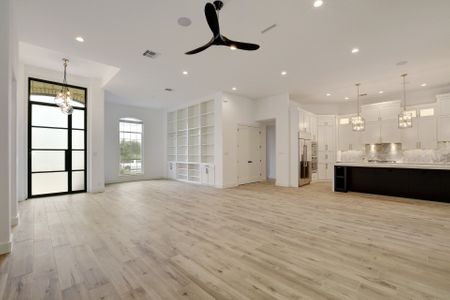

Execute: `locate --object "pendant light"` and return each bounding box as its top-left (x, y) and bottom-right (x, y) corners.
top-left (398, 73), bottom-right (413, 129)
top-left (54, 58), bottom-right (74, 115)
top-left (351, 83), bottom-right (365, 131)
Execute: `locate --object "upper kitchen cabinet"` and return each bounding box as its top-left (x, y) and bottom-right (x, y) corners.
top-left (438, 115), bottom-right (450, 142)
top-left (419, 115), bottom-right (437, 149)
top-left (361, 121), bottom-right (381, 145)
top-left (380, 119), bottom-right (401, 143)
top-left (338, 116), bottom-right (362, 151)
top-left (438, 94), bottom-right (450, 115)
top-left (437, 94), bottom-right (450, 142)
top-left (298, 109), bottom-right (318, 141)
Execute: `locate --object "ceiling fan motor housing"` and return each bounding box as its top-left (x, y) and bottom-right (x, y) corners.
top-left (214, 1), bottom-right (224, 11)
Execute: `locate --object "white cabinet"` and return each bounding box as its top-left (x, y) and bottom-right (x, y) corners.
top-left (201, 164), bottom-right (215, 186)
top-left (438, 115), bottom-right (450, 142)
top-left (310, 114), bottom-right (318, 141)
top-left (338, 123), bottom-right (362, 151)
top-left (361, 121), bottom-right (381, 145)
top-left (401, 118), bottom-right (419, 150)
top-left (418, 116), bottom-right (437, 149)
top-left (438, 97), bottom-right (450, 116)
top-left (318, 162), bottom-right (333, 180)
top-left (380, 119), bottom-right (401, 143)
top-left (361, 108), bottom-right (379, 122)
top-left (318, 124), bottom-right (335, 151)
top-left (167, 100), bottom-right (215, 185)
top-left (317, 116), bottom-right (336, 181)
top-left (318, 115), bottom-right (336, 126)
top-left (299, 110), bottom-right (318, 141)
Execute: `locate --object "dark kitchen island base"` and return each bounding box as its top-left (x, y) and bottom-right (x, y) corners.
top-left (334, 165), bottom-right (450, 203)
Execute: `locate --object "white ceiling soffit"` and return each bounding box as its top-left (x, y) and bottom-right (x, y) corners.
top-left (14, 0), bottom-right (450, 108)
top-left (19, 42), bottom-right (120, 87)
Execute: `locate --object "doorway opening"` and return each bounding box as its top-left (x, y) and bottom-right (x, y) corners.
top-left (265, 121), bottom-right (276, 183)
top-left (28, 78), bottom-right (87, 198)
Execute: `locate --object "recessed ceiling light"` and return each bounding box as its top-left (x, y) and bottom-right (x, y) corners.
top-left (351, 48), bottom-right (360, 54)
top-left (326, 93), bottom-right (331, 97)
top-left (230, 45), bottom-right (237, 51)
top-left (232, 87), bottom-right (237, 91)
top-left (345, 97), bottom-right (350, 100)
top-left (313, 0), bottom-right (324, 8)
top-left (421, 83), bottom-right (427, 87)
top-left (281, 71), bottom-right (287, 76)
top-left (379, 91), bottom-right (384, 94)
top-left (75, 36), bottom-right (84, 43)
top-left (182, 71), bottom-right (188, 75)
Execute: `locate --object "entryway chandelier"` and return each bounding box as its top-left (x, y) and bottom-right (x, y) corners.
top-left (54, 58), bottom-right (74, 115)
top-left (351, 83), bottom-right (365, 131)
top-left (398, 73), bottom-right (413, 129)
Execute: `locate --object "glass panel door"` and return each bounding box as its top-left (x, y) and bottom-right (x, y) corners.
top-left (28, 78), bottom-right (87, 198)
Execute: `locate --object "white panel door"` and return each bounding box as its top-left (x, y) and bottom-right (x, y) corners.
top-left (238, 126), bottom-right (262, 185)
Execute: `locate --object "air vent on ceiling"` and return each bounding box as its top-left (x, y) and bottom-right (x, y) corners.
top-left (261, 24), bottom-right (277, 34)
top-left (143, 50), bottom-right (160, 59)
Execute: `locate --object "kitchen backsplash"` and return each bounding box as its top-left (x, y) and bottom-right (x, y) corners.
top-left (338, 142), bottom-right (450, 164)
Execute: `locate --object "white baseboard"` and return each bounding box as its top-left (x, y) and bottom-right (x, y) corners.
top-left (0, 236), bottom-right (12, 255)
top-left (105, 177), bottom-right (165, 185)
top-left (11, 215), bottom-right (19, 227)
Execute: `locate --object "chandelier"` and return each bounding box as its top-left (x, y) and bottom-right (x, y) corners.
top-left (54, 58), bottom-right (74, 115)
top-left (351, 83), bottom-right (365, 131)
top-left (398, 74), bottom-right (413, 129)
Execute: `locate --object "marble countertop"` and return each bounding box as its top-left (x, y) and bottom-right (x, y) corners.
top-left (334, 162), bottom-right (450, 171)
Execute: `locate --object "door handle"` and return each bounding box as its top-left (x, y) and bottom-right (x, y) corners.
top-left (248, 161), bottom-right (253, 163)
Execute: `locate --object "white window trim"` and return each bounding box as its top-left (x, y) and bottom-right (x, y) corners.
top-left (118, 118), bottom-right (144, 177)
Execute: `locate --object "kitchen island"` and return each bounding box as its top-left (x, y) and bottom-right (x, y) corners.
top-left (334, 162), bottom-right (450, 203)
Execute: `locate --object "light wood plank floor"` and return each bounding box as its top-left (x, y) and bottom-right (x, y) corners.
top-left (1, 181), bottom-right (450, 300)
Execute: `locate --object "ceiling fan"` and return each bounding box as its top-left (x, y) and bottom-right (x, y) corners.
top-left (185, 0), bottom-right (260, 55)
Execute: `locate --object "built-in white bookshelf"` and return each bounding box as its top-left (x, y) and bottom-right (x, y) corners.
top-left (167, 100), bottom-right (215, 185)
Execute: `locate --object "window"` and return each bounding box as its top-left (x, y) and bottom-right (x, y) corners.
top-left (419, 108), bottom-right (434, 117)
top-left (339, 118), bottom-right (350, 125)
top-left (119, 118), bottom-right (143, 175)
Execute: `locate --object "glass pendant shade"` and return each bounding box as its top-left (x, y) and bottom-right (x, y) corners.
top-left (54, 58), bottom-right (74, 115)
top-left (351, 115), bottom-right (365, 131)
top-left (398, 73), bottom-right (412, 129)
top-left (352, 83), bottom-right (365, 131)
top-left (398, 111), bottom-right (413, 128)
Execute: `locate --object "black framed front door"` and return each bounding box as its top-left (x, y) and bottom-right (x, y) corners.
top-left (28, 78), bottom-right (87, 198)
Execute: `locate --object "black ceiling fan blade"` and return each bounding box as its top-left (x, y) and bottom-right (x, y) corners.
top-left (205, 2), bottom-right (220, 37)
top-left (223, 36), bottom-right (260, 51)
top-left (185, 38), bottom-right (215, 55)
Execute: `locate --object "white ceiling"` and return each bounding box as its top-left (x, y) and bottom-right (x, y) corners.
top-left (15, 0), bottom-right (450, 108)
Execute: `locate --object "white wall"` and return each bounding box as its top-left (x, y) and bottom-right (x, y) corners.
top-left (255, 93), bottom-right (292, 187)
top-left (0, 0), bottom-right (16, 255)
top-left (17, 65), bottom-right (106, 199)
top-left (104, 95), bottom-right (166, 184)
top-left (266, 125), bottom-right (276, 180)
top-left (217, 92), bottom-right (295, 188)
top-left (220, 93), bottom-right (256, 187)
